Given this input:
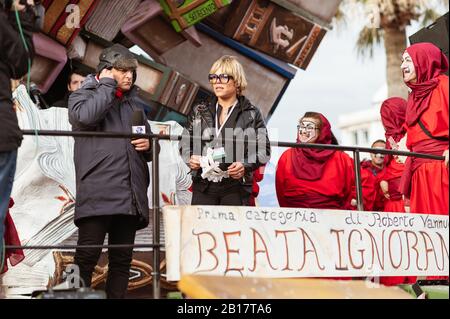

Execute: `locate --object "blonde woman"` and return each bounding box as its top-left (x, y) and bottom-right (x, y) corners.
top-left (180, 55), bottom-right (270, 205)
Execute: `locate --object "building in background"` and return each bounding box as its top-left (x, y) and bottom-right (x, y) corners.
top-left (337, 85), bottom-right (387, 160)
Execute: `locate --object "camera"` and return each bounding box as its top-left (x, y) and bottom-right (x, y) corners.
top-left (1, 0), bottom-right (37, 10)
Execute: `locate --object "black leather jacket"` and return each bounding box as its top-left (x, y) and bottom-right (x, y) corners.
top-left (180, 95), bottom-right (271, 194)
top-left (0, 9), bottom-right (35, 152)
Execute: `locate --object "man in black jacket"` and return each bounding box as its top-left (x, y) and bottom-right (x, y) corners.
top-left (0, 0), bottom-right (35, 266)
top-left (68, 44), bottom-right (152, 299)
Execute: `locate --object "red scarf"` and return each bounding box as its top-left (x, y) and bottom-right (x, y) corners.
top-left (2, 198), bottom-right (24, 274)
top-left (405, 43), bottom-right (449, 126)
top-left (292, 113), bottom-right (335, 181)
top-left (115, 88), bottom-right (124, 99)
top-left (380, 97), bottom-right (407, 165)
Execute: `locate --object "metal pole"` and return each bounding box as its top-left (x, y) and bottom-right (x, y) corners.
top-left (20, 130), bottom-right (445, 161)
top-left (353, 150), bottom-right (364, 211)
top-left (152, 137), bottom-right (161, 299)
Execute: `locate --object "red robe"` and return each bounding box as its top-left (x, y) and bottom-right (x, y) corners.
top-left (405, 75), bottom-right (449, 216)
top-left (249, 166), bottom-right (265, 206)
top-left (276, 149), bottom-right (354, 209)
top-left (277, 148), bottom-right (355, 281)
top-left (405, 74), bottom-right (449, 281)
top-left (379, 160), bottom-right (417, 286)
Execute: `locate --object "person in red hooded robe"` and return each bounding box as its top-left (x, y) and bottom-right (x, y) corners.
top-left (400, 42), bottom-right (449, 214)
top-left (380, 98), bottom-right (408, 213)
top-left (400, 42), bottom-right (448, 282)
top-left (276, 112), bottom-right (354, 210)
top-left (378, 97), bottom-right (416, 286)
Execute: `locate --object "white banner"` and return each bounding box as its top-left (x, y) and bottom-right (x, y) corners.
top-left (163, 206), bottom-right (449, 281)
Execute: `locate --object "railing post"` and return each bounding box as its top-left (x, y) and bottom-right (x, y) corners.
top-left (151, 136), bottom-right (161, 299)
top-left (353, 150), bottom-right (364, 211)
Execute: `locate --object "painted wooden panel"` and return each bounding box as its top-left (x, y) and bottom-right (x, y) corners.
top-left (159, 71), bottom-right (200, 115)
top-left (161, 30), bottom-right (290, 117)
top-left (41, 0), bottom-right (99, 46)
top-left (160, 0), bottom-right (232, 32)
top-left (206, 0), bottom-right (328, 70)
top-left (272, 0), bottom-right (342, 24)
top-left (84, 0), bottom-right (142, 41)
top-left (122, 0), bottom-right (202, 64)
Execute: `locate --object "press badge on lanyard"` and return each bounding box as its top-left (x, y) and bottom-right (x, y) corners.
top-left (212, 101), bottom-right (238, 161)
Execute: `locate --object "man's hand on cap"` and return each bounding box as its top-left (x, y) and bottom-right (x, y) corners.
top-left (99, 68), bottom-right (114, 80)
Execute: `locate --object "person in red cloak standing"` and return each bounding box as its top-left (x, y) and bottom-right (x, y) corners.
top-left (351, 140), bottom-right (386, 211)
top-left (276, 112), bottom-right (354, 210)
top-left (400, 42), bottom-right (448, 282)
top-left (276, 112), bottom-right (355, 281)
top-left (377, 97), bottom-right (416, 286)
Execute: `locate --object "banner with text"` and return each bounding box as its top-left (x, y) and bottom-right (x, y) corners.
top-left (163, 206), bottom-right (449, 281)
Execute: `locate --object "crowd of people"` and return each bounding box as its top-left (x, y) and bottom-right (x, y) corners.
top-left (0, 0), bottom-right (448, 299)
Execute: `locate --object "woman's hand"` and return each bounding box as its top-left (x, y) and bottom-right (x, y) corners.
top-left (380, 180), bottom-right (390, 199)
top-left (189, 155), bottom-right (201, 171)
top-left (228, 162), bottom-right (245, 180)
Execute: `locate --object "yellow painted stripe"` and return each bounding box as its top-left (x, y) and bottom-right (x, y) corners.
top-left (43, 0), bottom-right (71, 34)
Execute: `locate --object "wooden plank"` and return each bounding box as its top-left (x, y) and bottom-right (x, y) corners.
top-left (179, 275), bottom-right (414, 299)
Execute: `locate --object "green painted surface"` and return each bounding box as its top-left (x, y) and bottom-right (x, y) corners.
top-left (160, 0), bottom-right (231, 32)
top-left (400, 285), bottom-right (449, 299)
top-left (167, 291), bottom-right (184, 299)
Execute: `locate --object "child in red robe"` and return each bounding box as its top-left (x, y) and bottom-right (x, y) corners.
top-left (380, 98), bottom-right (408, 213)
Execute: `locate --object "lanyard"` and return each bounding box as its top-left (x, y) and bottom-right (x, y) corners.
top-left (215, 100), bottom-right (238, 137)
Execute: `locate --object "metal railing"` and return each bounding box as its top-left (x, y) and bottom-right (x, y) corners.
top-left (4, 129), bottom-right (445, 299)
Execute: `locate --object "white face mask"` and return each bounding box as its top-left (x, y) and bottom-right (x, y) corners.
top-left (298, 121), bottom-right (318, 143)
top-left (392, 135), bottom-right (408, 163)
